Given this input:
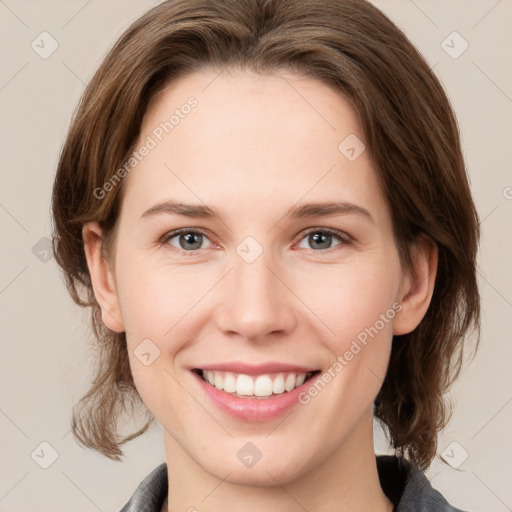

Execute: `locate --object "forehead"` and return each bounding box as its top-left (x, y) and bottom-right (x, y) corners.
top-left (120, 68), bottom-right (388, 223)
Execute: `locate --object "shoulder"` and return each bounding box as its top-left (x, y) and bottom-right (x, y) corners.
top-left (119, 462), bottom-right (168, 512)
top-left (376, 455), bottom-right (468, 512)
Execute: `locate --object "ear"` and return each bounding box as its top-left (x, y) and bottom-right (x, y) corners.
top-left (82, 222), bottom-right (125, 333)
top-left (393, 235), bottom-right (438, 336)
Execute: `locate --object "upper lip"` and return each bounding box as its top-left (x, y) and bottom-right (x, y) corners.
top-left (192, 362), bottom-right (319, 375)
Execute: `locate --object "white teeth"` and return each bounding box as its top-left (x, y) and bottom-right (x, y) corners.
top-left (223, 372), bottom-right (237, 393)
top-left (254, 375), bottom-right (273, 397)
top-left (236, 374), bottom-right (254, 396)
top-left (272, 374), bottom-right (285, 394)
top-left (214, 372), bottom-right (223, 390)
top-left (284, 373), bottom-right (296, 392)
top-left (200, 370), bottom-right (312, 397)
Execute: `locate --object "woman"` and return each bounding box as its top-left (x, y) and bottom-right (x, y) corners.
top-left (51, 0), bottom-right (480, 510)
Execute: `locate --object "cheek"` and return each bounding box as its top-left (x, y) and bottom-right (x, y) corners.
top-left (114, 255), bottom-right (216, 406)
top-left (118, 267), bottom-right (195, 420)
top-left (301, 256), bottom-right (401, 407)
top-left (114, 251), bottom-right (190, 337)
top-left (300, 257), bottom-right (402, 343)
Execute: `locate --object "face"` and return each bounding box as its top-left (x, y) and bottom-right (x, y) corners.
top-left (85, 68), bottom-right (432, 486)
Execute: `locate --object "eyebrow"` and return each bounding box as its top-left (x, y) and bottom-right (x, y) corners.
top-left (140, 199), bottom-right (374, 224)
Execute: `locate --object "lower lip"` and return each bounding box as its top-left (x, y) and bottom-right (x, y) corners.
top-left (192, 371), bottom-right (321, 421)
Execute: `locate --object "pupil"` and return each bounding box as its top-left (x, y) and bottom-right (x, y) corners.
top-left (310, 232), bottom-right (331, 250)
top-left (180, 232), bottom-right (202, 250)
top-left (178, 232), bottom-right (331, 251)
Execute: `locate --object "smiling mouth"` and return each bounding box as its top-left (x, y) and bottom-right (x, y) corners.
top-left (193, 368), bottom-right (321, 399)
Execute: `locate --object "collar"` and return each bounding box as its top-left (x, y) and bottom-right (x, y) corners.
top-left (119, 455), bottom-right (466, 512)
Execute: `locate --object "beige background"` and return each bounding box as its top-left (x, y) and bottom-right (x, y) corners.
top-left (0, 0), bottom-right (511, 510)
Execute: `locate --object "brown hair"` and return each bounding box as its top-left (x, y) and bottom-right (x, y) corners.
top-left (51, 0), bottom-right (480, 470)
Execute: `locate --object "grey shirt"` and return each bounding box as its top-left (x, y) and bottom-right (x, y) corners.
top-left (119, 455), bottom-right (467, 512)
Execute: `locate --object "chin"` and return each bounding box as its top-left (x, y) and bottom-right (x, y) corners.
top-left (197, 443), bottom-right (315, 488)
top-left (218, 464), bottom-right (303, 488)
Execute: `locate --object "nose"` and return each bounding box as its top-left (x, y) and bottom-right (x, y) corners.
top-left (214, 244), bottom-right (297, 342)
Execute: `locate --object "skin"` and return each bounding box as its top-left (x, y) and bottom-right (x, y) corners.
top-left (83, 68), bottom-right (437, 512)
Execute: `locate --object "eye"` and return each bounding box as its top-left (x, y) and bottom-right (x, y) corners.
top-left (161, 228), bottom-right (213, 253)
top-left (160, 227), bottom-right (352, 255)
top-left (295, 228), bottom-right (352, 252)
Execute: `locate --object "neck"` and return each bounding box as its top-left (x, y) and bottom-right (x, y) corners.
top-left (162, 408), bottom-right (393, 512)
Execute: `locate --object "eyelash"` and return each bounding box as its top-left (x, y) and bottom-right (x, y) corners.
top-left (160, 227), bottom-right (353, 256)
